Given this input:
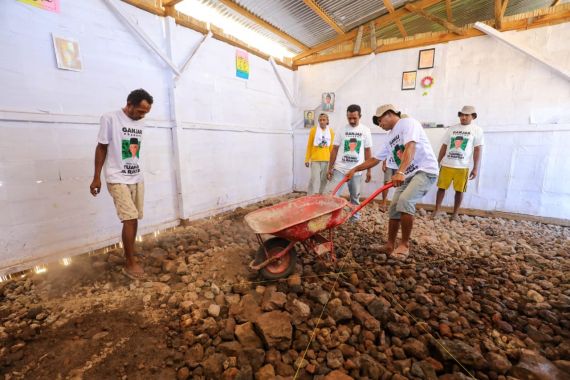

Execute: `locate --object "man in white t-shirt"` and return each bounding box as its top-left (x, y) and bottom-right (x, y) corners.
top-left (347, 104), bottom-right (438, 259)
top-left (326, 104), bottom-right (372, 221)
top-left (432, 106), bottom-right (484, 221)
top-left (89, 89), bottom-right (153, 279)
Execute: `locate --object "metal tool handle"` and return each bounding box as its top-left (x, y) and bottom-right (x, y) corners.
top-left (331, 176), bottom-right (349, 196)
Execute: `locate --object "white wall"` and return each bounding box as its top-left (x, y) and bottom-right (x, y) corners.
top-left (0, 0), bottom-right (294, 273)
top-left (294, 23), bottom-right (570, 220)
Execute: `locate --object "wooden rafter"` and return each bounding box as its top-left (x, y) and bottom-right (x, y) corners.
top-left (353, 26), bottom-right (364, 54)
top-left (302, 0), bottom-right (344, 34)
top-left (445, 0), bottom-right (453, 22)
top-left (293, 0), bottom-right (442, 62)
top-left (405, 3), bottom-right (467, 35)
top-left (369, 21), bottom-right (377, 50)
top-left (296, 4), bottom-right (570, 66)
top-left (216, 0), bottom-right (309, 50)
top-left (383, 0), bottom-right (408, 37)
top-left (551, 0), bottom-right (560, 6)
top-left (162, 0), bottom-right (185, 6)
top-left (495, 0), bottom-right (510, 30)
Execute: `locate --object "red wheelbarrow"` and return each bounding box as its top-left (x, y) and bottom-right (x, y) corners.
top-left (244, 177), bottom-right (394, 279)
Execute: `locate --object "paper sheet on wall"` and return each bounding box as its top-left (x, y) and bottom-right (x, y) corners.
top-left (18, 0), bottom-right (60, 13)
top-left (236, 50), bottom-right (249, 79)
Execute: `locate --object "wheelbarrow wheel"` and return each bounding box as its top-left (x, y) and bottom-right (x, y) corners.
top-left (255, 238), bottom-right (297, 280)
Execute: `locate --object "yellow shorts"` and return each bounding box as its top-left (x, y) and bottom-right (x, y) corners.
top-left (107, 182), bottom-right (144, 221)
top-left (437, 167), bottom-right (469, 193)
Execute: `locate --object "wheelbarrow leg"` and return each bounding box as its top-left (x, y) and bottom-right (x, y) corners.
top-left (329, 229), bottom-right (337, 262)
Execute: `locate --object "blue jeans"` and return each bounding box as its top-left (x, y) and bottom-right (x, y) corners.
top-left (327, 169), bottom-right (362, 216)
top-left (389, 171), bottom-right (437, 219)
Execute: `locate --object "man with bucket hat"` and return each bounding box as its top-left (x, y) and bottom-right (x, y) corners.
top-left (432, 105), bottom-right (484, 221)
top-left (347, 104), bottom-right (438, 259)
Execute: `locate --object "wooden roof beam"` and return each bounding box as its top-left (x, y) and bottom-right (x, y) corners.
top-left (216, 0), bottom-right (309, 50)
top-left (405, 3), bottom-right (467, 35)
top-left (495, 0), bottom-right (510, 30)
top-left (162, 0), bottom-right (185, 6)
top-left (383, 0), bottom-right (408, 37)
top-left (293, 0), bottom-right (441, 62)
top-left (302, 0), bottom-right (345, 34)
top-left (445, 0), bottom-right (453, 22)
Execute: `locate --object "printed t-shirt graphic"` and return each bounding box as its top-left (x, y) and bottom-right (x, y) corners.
top-left (333, 124), bottom-right (373, 174)
top-left (441, 123), bottom-right (484, 169)
top-left (374, 117), bottom-right (439, 176)
top-left (97, 110), bottom-right (146, 184)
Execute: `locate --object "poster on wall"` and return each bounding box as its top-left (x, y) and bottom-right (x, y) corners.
top-left (236, 50), bottom-right (249, 79)
top-left (52, 35), bottom-right (83, 71)
top-left (18, 0), bottom-right (60, 13)
top-left (401, 71), bottom-right (417, 90)
top-left (418, 48), bottom-right (435, 69)
top-left (304, 110), bottom-right (315, 128)
top-left (321, 92), bottom-right (335, 112)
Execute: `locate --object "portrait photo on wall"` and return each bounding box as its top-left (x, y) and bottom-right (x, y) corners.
top-left (304, 110), bottom-right (315, 128)
top-left (401, 71), bottom-right (417, 90)
top-left (321, 92), bottom-right (335, 112)
top-left (418, 48), bottom-right (435, 69)
top-left (52, 35), bottom-right (82, 71)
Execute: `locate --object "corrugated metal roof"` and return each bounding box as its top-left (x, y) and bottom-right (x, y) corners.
top-left (176, 0), bottom-right (566, 59)
top-left (234, 0), bottom-right (338, 47)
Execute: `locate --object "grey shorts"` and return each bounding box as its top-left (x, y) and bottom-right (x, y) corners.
top-left (388, 171), bottom-right (437, 219)
top-left (384, 168), bottom-right (396, 183)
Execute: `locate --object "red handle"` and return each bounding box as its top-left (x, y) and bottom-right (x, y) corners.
top-left (332, 176), bottom-right (349, 196)
top-left (350, 182), bottom-right (393, 216)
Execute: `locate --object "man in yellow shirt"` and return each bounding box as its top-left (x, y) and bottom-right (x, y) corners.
top-left (305, 113), bottom-right (335, 194)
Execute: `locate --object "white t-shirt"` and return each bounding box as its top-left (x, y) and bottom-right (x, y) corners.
top-left (332, 124), bottom-right (373, 174)
top-left (374, 117), bottom-right (439, 176)
top-left (97, 110), bottom-right (145, 184)
top-left (440, 123), bottom-right (484, 169)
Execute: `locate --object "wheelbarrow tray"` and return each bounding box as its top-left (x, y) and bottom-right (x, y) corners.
top-left (244, 195), bottom-right (350, 240)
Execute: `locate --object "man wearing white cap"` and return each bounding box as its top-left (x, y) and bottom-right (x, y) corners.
top-left (347, 105), bottom-right (438, 259)
top-left (432, 106), bottom-right (484, 221)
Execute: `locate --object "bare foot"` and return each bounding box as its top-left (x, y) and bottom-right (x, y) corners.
top-left (391, 245), bottom-right (409, 260)
top-left (378, 244), bottom-right (394, 254)
top-left (431, 211), bottom-right (446, 220)
top-left (379, 202), bottom-right (388, 212)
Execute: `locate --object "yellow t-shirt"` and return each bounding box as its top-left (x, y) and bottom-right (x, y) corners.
top-left (305, 127), bottom-right (335, 163)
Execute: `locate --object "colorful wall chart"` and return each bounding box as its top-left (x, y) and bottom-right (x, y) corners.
top-left (18, 0), bottom-right (60, 13)
top-left (236, 50), bottom-right (249, 79)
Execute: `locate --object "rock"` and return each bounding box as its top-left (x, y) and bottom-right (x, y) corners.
top-left (527, 290), bottom-right (545, 303)
top-left (255, 364), bottom-right (275, 380)
top-left (235, 322), bottom-right (263, 349)
top-left (217, 341), bottom-right (243, 357)
top-left (554, 360), bottom-right (570, 374)
top-left (387, 322), bottom-right (410, 338)
top-left (202, 353), bottom-right (226, 379)
top-left (177, 366), bottom-right (190, 380)
top-left (185, 344), bottom-right (204, 368)
top-left (286, 299), bottom-right (311, 320)
top-left (308, 288), bottom-right (330, 305)
top-left (323, 370), bottom-right (354, 380)
top-left (254, 311), bottom-right (292, 350)
top-left (326, 349), bottom-right (344, 369)
top-left (235, 294), bottom-right (262, 323)
top-left (162, 260), bottom-right (176, 273)
top-left (328, 298), bottom-right (352, 323)
top-left (356, 354), bottom-right (386, 379)
top-left (92, 331), bottom-right (109, 340)
top-left (439, 323), bottom-right (452, 337)
top-left (261, 290), bottom-right (287, 311)
top-left (353, 293), bottom-right (376, 305)
top-left (366, 297), bottom-right (391, 323)
top-left (287, 274), bottom-right (302, 293)
top-left (485, 351), bottom-right (512, 374)
top-left (435, 339), bottom-right (487, 369)
top-left (510, 349), bottom-right (568, 380)
top-left (208, 304), bottom-right (221, 317)
top-left (403, 338), bottom-right (429, 359)
top-left (350, 302), bottom-right (380, 332)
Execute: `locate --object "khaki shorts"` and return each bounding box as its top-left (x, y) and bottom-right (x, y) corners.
top-left (107, 182), bottom-right (144, 221)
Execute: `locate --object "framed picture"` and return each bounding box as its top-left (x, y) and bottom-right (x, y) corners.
top-left (418, 48), bottom-right (435, 69)
top-left (321, 92), bottom-right (335, 112)
top-left (401, 71), bottom-right (417, 90)
top-left (52, 35), bottom-right (82, 71)
top-left (304, 110), bottom-right (315, 128)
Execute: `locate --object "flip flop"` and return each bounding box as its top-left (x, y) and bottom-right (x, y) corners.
top-left (121, 267), bottom-right (145, 280)
top-left (391, 246), bottom-right (409, 260)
